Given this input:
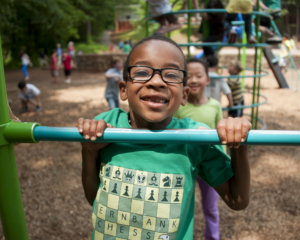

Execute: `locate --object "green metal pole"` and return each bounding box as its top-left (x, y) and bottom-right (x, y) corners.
top-left (251, 0), bottom-right (260, 127)
top-left (145, 2), bottom-right (149, 37)
top-left (255, 36), bottom-right (263, 129)
top-left (187, 0), bottom-right (192, 58)
top-left (241, 27), bottom-right (247, 91)
top-left (0, 36), bottom-right (29, 239)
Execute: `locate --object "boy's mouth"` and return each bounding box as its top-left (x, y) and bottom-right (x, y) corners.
top-left (140, 95), bottom-right (169, 108)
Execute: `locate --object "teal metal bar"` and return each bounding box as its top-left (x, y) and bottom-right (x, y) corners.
top-left (8, 127), bottom-right (296, 146)
top-left (0, 36), bottom-right (30, 239)
top-left (178, 42), bottom-right (269, 47)
top-left (145, 9), bottom-right (273, 18)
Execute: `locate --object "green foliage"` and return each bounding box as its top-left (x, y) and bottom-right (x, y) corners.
top-left (0, 0), bottom-right (137, 65)
top-left (76, 42), bottom-right (109, 54)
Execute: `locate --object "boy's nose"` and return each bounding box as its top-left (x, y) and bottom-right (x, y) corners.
top-left (146, 72), bottom-right (167, 88)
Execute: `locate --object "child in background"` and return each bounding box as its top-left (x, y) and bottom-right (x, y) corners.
top-left (20, 51), bottom-right (32, 81)
top-left (77, 35), bottom-right (251, 240)
top-left (173, 58), bottom-right (224, 240)
top-left (62, 51), bottom-right (72, 84)
top-left (206, 55), bottom-right (233, 108)
top-left (200, 0), bottom-right (225, 57)
top-left (18, 81), bottom-right (42, 113)
top-left (122, 41), bottom-right (132, 53)
top-left (228, 60), bottom-right (244, 117)
top-left (105, 57), bottom-right (123, 109)
top-left (56, 43), bottom-right (62, 67)
top-left (50, 49), bottom-right (59, 84)
top-left (147, 0), bottom-right (182, 35)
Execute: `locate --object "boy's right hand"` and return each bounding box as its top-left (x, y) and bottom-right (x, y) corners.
top-left (77, 118), bottom-right (114, 150)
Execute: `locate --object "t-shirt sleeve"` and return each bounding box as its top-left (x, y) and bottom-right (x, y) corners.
top-left (29, 85), bottom-right (41, 96)
top-left (221, 78), bottom-right (231, 95)
top-left (105, 68), bottom-right (115, 76)
top-left (197, 145), bottom-right (234, 187)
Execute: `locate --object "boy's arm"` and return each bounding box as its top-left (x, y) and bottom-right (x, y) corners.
top-left (105, 73), bottom-right (122, 81)
top-left (77, 118), bottom-right (112, 205)
top-left (226, 93), bottom-right (234, 107)
top-left (214, 117), bottom-right (251, 210)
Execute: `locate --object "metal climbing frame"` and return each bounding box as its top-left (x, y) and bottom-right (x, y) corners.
top-left (145, 0), bottom-right (280, 129)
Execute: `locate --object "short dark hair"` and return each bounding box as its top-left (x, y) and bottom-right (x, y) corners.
top-left (206, 54), bottom-right (218, 68)
top-left (283, 33), bottom-right (290, 39)
top-left (187, 58), bottom-right (209, 76)
top-left (18, 81), bottom-right (26, 89)
top-left (111, 56), bottom-right (123, 66)
top-left (123, 35), bottom-right (188, 85)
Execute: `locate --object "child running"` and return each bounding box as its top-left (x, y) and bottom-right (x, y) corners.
top-left (20, 51), bottom-right (32, 81)
top-left (173, 58), bottom-right (224, 240)
top-left (50, 49), bottom-right (59, 84)
top-left (228, 60), bottom-right (244, 117)
top-left (77, 35), bottom-right (251, 240)
top-left (105, 57), bottom-right (123, 110)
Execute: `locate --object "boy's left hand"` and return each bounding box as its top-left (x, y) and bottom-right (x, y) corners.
top-left (217, 117), bottom-right (252, 149)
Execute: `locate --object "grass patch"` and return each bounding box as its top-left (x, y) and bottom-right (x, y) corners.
top-left (75, 43), bottom-right (109, 54)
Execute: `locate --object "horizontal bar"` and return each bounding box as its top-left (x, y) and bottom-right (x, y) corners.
top-left (33, 127), bottom-right (300, 146)
top-left (146, 10), bottom-right (272, 19)
top-left (178, 42), bottom-right (270, 48)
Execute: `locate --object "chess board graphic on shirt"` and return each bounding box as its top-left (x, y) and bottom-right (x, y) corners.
top-left (91, 163), bottom-right (185, 240)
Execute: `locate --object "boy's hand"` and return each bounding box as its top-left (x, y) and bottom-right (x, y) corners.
top-left (217, 117), bottom-right (251, 149)
top-left (77, 118), bottom-right (114, 150)
top-left (114, 76), bottom-right (122, 82)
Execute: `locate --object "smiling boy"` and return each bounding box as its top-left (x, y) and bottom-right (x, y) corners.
top-left (77, 35), bottom-right (251, 240)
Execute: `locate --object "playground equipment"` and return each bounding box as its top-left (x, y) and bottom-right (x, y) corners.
top-left (145, 2), bottom-right (299, 129)
top-left (0, 5), bottom-right (300, 240)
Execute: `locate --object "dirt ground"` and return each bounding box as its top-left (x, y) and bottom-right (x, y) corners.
top-left (0, 66), bottom-right (300, 240)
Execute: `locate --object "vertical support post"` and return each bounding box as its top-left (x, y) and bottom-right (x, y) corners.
top-left (251, 0), bottom-right (260, 127)
top-left (187, 0), bottom-right (192, 58)
top-left (241, 23), bottom-right (247, 91)
top-left (145, 1), bottom-right (149, 37)
top-left (255, 36), bottom-right (263, 129)
top-left (0, 36), bottom-right (29, 240)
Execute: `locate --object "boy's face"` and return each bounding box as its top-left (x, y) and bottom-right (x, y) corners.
top-left (21, 86), bottom-right (27, 92)
top-left (114, 60), bottom-right (123, 70)
top-left (119, 40), bottom-right (189, 124)
top-left (228, 64), bottom-right (237, 75)
top-left (187, 62), bottom-right (210, 97)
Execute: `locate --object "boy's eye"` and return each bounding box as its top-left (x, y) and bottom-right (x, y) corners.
top-left (131, 67), bottom-right (152, 79)
top-left (162, 70), bottom-right (183, 81)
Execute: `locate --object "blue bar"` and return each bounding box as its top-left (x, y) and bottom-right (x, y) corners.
top-left (33, 127), bottom-right (300, 146)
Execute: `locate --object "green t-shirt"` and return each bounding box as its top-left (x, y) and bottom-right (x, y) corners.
top-left (173, 98), bottom-right (222, 129)
top-left (91, 108), bottom-right (233, 240)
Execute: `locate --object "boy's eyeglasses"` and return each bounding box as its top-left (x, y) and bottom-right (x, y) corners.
top-left (127, 66), bottom-right (186, 84)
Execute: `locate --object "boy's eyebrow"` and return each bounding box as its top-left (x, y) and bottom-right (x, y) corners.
top-left (133, 61), bottom-right (182, 69)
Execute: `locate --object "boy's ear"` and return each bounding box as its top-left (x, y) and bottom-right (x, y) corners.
top-left (206, 76), bottom-right (211, 86)
top-left (119, 81), bottom-right (128, 101)
top-left (181, 86), bottom-right (190, 106)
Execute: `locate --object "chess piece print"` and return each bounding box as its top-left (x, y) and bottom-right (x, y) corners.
top-left (148, 190), bottom-right (155, 201)
top-left (137, 173), bottom-right (146, 184)
top-left (174, 177), bottom-right (183, 187)
top-left (123, 186), bottom-right (129, 196)
top-left (158, 234), bottom-right (170, 240)
top-left (135, 188), bottom-right (142, 199)
top-left (149, 174), bottom-right (158, 186)
top-left (174, 191), bottom-right (180, 202)
top-left (113, 168), bottom-right (121, 180)
top-left (124, 171), bottom-right (134, 182)
top-left (103, 180), bottom-right (107, 191)
top-left (111, 183), bottom-right (118, 194)
top-left (161, 191), bottom-right (168, 202)
top-left (162, 175), bottom-right (171, 187)
top-left (105, 167), bottom-right (110, 177)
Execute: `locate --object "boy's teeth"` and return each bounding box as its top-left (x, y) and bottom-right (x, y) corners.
top-left (144, 98), bottom-right (166, 103)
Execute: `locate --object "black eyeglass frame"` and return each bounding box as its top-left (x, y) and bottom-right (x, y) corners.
top-left (127, 65), bottom-right (187, 84)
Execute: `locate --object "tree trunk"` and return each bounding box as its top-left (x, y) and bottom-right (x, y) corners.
top-left (87, 20), bottom-right (91, 41)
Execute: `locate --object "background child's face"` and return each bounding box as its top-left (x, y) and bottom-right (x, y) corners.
top-left (228, 64), bottom-right (237, 75)
top-left (114, 61), bottom-right (123, 70)
top-left (187, 62), bottom-right (210, 96)
top-left (120, 40), bottom-right (188, 123)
